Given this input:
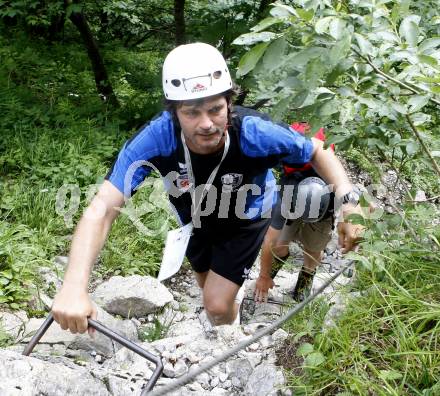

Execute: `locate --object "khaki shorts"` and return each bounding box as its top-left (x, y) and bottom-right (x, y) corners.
top-left (279, 216), bottom-right (333, 252)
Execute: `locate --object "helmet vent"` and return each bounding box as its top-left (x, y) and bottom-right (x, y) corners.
top-left (213, 71), bottom-right (222, 79)
top-left (171, 79), bottom-right (181, 87)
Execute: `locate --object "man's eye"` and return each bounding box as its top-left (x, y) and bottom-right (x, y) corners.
top-left (210, 106), bottom-right (222, 114)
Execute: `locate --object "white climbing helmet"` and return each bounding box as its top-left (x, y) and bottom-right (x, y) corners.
top-left (162, 42), bottom-right (233, 101)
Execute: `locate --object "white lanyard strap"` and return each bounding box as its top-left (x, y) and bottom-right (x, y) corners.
top-left (181, 131), bottom-right (230, 217)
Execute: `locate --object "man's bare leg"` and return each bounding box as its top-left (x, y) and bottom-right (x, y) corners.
top-left (202, 270), bottom-right (240, 325)
top-left (302, 249), bottom-right (322, 273)
top-left (194, 271), bottom-right (209, 289)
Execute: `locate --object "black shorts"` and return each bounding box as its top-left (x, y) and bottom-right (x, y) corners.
top-left (186, 218), bottom-right (271, 286)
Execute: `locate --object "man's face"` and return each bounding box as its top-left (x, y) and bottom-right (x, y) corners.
top-left (176, 95), bottom-right (228, 155)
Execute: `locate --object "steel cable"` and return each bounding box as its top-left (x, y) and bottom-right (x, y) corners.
top-left (149, 260), bottom-right (354, 395)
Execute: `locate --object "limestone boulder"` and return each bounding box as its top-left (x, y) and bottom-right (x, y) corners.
top-left (92, 275), bottom-right (173, 317)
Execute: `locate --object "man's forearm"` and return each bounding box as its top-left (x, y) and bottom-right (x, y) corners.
top-left (62, 214), bottom-right (112, 291)
top-left (310, 138), bottom-right (352, 198)
top-left (259, 241), bottom-right (274, 278)
top-left (62, 183), bottom-right (123, 291)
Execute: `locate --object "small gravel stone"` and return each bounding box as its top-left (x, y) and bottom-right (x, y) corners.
top-left (222, 380), bottom-right (232, 389)
top-left (247, 343), bottom-right (259, 351)
top-left (219, 372), bottom-right (228, 382)
top-left (231, 376), bottom-right (241, 387)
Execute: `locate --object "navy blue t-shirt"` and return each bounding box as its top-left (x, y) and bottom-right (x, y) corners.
top-left (106, 106), bottom-right (314, 227)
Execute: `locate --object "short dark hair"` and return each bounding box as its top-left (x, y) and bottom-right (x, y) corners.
top-left (164, 87), bottom-right (239, 124)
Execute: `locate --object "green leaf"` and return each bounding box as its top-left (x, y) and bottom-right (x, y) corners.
top-left (237, 42), bottom-right (270, 77)
top-left (391, 102), bottom-right (408, 114)
top-left (0, 278), bottom-right (9, 286)
top-left (289, 47), bottom-right (326, 68)
top-left (399, 16), bottom-right (419, 47)
top-left (329, 34), bottom-right (351, 67)
top-left (270, 4), bottom-right (298, 17)
top-left (305, 352), bottom-right (325, 367)
top-left (348, 252), bottom-right (372, 270)
top-left (379, 369), bottom-right (403, 381)
top-left (418, 55), bottom-right (438, 67)
top-left (405, 141), bottom-right (418, 156)
top-left (354, 33), bottom-right (373, 55)
top-left (319, 100), bottom-right (339, 116)
top-left (263, 38), bottom-right (287, 72)
top-left (297, 343), bottom-right (314, 356)
top-left (315, 16), bottom-right (333, 35)
top-left (418, 37), bottom-right (440, 53)
top-left (407, 95), bottom-right (430, 113)
top-left (326, 134), bottom-right (350, 146)
top-left (251, 17), bottom-right (284, 33)
top-left (296, 8), bottom-right (314, 21)
top-left (329, 18), bottom-right (345, 40)
top-left (66, 3), bottom-right (83, 18)
top-left (431, 151), bottom-right (440, 158)
top-left (232, 32), bottom-right (277, 46)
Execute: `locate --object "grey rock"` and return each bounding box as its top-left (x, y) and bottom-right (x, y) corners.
top-left (0, 311), bottom-right (28, 340)
top-left (271, 329), bottom-right (288, 349)
top-left (54, 256), bottom-right (69, 267)
top-left (247, 342), bottom-right (259, 351)
top-left (0, 350), bottom-right (108, 395)
top-left (163, 359), bottom-right (187, 378)
top-left (210, 376), bottom-right (220, 387)
top-left (187, 382), bottom-right (204, 392)
top-left (226, 358), bottom-right (253, 387)
top-left (414, 190), bottom-right (427, 202)
top-left (231, 376), bottom-right (241, 387)
top-left (210, 388), bottom-right (229, 395)
top-left (219, 372), bottom-right (228, 382)
top-left (92, 275), bottom-right (173, 318)
top-left (244, 363), bottom-right (285, 396)
top-left (22, 306), bottom-right (138, 357)
top-left (188, 288), bottom-right (200, 298)
top-left (323, 292), bottom-right (361, 330)
top-left (222, 379), bottom-right (232, 389)
top-left (196, 372), bottom-right (210, 389)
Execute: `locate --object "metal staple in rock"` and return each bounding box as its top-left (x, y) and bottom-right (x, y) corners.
top-left (149, 260), bottom-right (354, 396)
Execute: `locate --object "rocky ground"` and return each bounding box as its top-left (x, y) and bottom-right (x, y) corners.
top-left (0, 233), bottom-right (358, 396)
top-left (2, 156), bottom-right (430, 395)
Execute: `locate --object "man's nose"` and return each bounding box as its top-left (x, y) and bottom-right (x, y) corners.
top-left (199, 112), bottom-right (214, 131)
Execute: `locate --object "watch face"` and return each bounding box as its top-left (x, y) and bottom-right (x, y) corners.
top-left (343, 190), bottom-right (361, 205)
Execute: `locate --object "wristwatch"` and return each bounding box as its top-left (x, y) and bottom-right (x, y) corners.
top-left (341, 188), bottom-right (361, 206)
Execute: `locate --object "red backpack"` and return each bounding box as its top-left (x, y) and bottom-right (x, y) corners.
top-left (283, 122), bottom-right (335, 176)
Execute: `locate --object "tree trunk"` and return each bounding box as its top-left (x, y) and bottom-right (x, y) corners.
top-left (174, 0), bottom-right (186, 45)
top-left (68, 3), bottom-right (119, 107)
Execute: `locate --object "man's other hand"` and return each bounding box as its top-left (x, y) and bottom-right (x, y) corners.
top-left (254, 275), bottom-right (275, 303)
top-left (337, 204), bottom-right (365, 253)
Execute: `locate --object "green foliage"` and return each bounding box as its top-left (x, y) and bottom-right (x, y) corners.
top-left (0, 29), bottom-right (174, 309)
top-left (0, 323), bottom-right (13, 348)
top-left (283, 200), bottom-right (440, 394)
top-left (0, 222), bottom-right (45, 307)
top-left (138, 313), bottom-right (174, 342)
top-left (234, 0), bottom-right (440, 195)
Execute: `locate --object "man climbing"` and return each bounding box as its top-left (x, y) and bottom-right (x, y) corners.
top-left (52, 43), bottom-right (364, 334)
top-left (254, 124), bottom-right (358, 303)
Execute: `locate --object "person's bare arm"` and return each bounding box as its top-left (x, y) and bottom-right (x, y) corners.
top-left (52, 181), bottom-right (125, 334)
top-left (254, 227), bottom-right (280, 303)
top-left (310, 138), bottom-right (364, 253)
